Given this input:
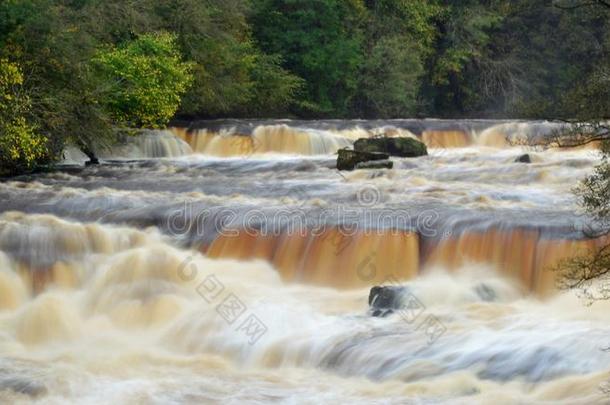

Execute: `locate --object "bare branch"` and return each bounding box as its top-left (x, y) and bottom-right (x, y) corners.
top-left (553, 0), bottom-right (610, 10)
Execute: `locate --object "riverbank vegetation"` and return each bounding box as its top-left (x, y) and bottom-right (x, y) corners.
top-left (0, 0), bottom-right (609, 174)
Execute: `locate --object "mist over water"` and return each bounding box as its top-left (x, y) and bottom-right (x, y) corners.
top-left (1, 119), bottom-right (609, 404)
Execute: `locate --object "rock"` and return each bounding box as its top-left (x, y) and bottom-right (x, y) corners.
top-left (474, 283), bottom-right (496, 302)
top-left (0, 377), bottom-right (48, 398)
top-left (337, 149), bottom-right (389, 171)
top-left (81, 146), bottom-right (99, 166)
top-left (514, 154), bottom-right (531, 163)
top-left (368, 285), bottom-right (408, 317)
top-left (371, 308), bottom-right (394, 317)
top-left (355, 160), bottom-right (393, 170)
top-left (354, 137), bottom-right (427, 158)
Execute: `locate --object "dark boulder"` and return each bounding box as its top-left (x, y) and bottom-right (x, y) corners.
top-left (474, 283), bottom-right (497, 302)
top-left (368, 285), bottom-right (408, 317)
top-left (514, 154), bottom-right (531, 163)
top-left (355, 160), bottom-right (393, 170)
top-left (354, 137), bottom-right (427, 158)
top-left (337, 149), bottom-right (389, 171)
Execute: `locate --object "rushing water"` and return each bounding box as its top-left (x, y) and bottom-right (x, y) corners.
top-left (1, 120), bottom-right (609, 404)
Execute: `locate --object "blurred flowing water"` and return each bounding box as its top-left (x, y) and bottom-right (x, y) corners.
top-left (0, 119), bottom-right (608, 404)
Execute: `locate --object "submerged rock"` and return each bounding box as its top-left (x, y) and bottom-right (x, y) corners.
top-left (355, 160), bottom-right (393, 170)
top-left (0, 377), bottom-right (48, 398)
top-left (474, 283), bottom-right (497, 302)
top-left (368, 285), bottom-right (408, 317)
top-left (476, 346), bottom-right (564, 382)
top-left (337, 149), bottom-right (389, 171)
top-left (514, 154), bottom-right (531, 163)
top-left (354, 137), bottom-right (427, 158)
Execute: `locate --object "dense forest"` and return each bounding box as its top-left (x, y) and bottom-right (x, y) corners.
top-left (0, 0), bottom-right (609, 174)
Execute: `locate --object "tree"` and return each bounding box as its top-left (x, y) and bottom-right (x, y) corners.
top-left (421, 1), bottom-right (506, 115)
top-left (93, 32), bottom-right (194, 129)
top-left (77, 0), bottom-right (302, 118)
top-left (354, 37), bottom-right (424, 118)
top-left (244, 53), bottom-right (304, 117)
top-left (0, 59), bottom-right (47, 176)
top-left (416, 0), bottom-right (609, 118)
top-left (553, 0), bottom-right (610, 10)
top-left (2, 0), bottom-right (610, 175)
top-left (0, 0), bottom-right (117, 163)
top-left (252, 0), bottom-right (366, 116)
top-left (550, 2), bottom-right (610, 301)
top-left (352, 0), bottom-right (440, 117)
top-left (554, 148), bottom-right (610, 301)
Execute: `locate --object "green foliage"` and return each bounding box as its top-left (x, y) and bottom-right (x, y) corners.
top-left (246, 53), bottom-right (305, 116)
top-left (93, 33), bottom-right (193, 128)
top-left (424, 1), bottom-right (507, 114)
top-left (134, 0), bottom-right (300, 117)
top-left (355, 37), bottom-right (424, 117)
top-left (0, 0), bottom-right (609, 175)
top-left (551, 4), bottom-right (610, 301)
top-left (252, 0), bottom-right (366, 116)
top-left (0, 0), bottom-right (115, 160)
top-left (562, 63), bottom-right (610, 121)
top-left (555, 148), bottom-right (610, 302)
top-left (353, 0), bottom-right (440, 117)
top-left (0, 59), bottom-right (46, 175)
top-left (504, 2), bottom-right (610, 118)
top-left (578, 157), bottom-right (610, 224)
top-left (372, 0), bottom-right (440, 53)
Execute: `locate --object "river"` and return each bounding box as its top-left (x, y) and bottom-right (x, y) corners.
top-left (0, 119), bottom-right (608, 404)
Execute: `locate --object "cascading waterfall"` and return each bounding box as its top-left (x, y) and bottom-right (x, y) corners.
top-left (172, 124), bottom-right (354, 156)
top-left (0, 214), bottom-right (610, 402)
top-left (104, 129), bottom-right (193, 159)
top-left (1, 213), bottom-right (610, 403)
top-left (4, 119), bottom-right (609, 403)
top-left (62, 129), bottom-right (193, 163)
top-left (59, 120), bottom-right (585, 160)
top-left (202, 226), bottom-right (607, 295)
top-left (165, 119), bottom-right (575, 156)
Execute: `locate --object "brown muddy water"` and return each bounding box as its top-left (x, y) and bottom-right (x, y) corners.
top-left (1, 119), bottom-right (609, 404)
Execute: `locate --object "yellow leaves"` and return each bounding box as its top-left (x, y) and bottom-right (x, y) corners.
top-left (1, 117), bottom-right (47, 171)
top-left (0, 59), bottom-right (24, 88)
top-left (0, 60), bottom-right (47, 175)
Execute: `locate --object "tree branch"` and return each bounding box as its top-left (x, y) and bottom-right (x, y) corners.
top-left (553, 0), bottom-right (610, 9)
